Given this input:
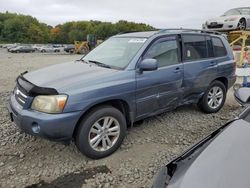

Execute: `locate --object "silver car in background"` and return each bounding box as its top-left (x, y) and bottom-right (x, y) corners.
top-left (203, 7), bottom-right (250, 31)
top-left (39, 45), bottom-right (61, 53)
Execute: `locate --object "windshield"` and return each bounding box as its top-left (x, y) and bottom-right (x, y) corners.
top-left (83, 37), bottom-right (147, 69)
top-left (223, 8), bottom-right (250, 16)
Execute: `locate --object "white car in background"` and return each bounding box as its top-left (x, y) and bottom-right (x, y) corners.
top-left (39, 45), bottom-right (61, 53)
top-left (203, 7), bottom-right (250, 31)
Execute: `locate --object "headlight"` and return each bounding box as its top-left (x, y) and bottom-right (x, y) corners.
top-left (224, 17), bottom-right (237, 22)
top-left (31, 95), bottom-right (68, 113)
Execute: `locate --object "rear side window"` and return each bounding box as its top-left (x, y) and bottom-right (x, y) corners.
top-left (183, 35), bottom-right (207, 61)
top-left (212, 37), bottom-right (227, 57)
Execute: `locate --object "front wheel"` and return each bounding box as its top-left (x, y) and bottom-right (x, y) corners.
top-left (198, 80), bottom-right (226, 113)
top-left (76, 106), bottom-right (126, 159)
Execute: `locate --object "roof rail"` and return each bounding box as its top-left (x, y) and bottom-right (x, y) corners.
top-left (117, 31), bottom-right (139, 35)
top-left (157, 28), bottom-right (222, 35)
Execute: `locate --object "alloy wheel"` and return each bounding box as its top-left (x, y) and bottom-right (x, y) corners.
top-left (207, 86), bottom-right (224, 109)
top-left (238, 19), bottom-right (246, 30)
top-left (88, 116), bottom-right (120, 152)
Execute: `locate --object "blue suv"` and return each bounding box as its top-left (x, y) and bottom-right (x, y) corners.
top-left (7, 29), bottom-right (236, 159)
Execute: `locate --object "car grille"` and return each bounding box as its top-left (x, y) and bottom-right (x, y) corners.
top-left (207, 24), bottom-right (223, 29)
top-left (14, 87), bottom-right (28, 106)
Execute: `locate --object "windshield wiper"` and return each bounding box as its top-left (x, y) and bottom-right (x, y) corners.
top-left (75, 58), bottom-right (89, 64)
top-left (88, 60), bottom-right (112, 69)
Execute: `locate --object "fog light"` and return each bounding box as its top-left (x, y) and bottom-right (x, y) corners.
top-left (31, 122), bottom-right (40, 134)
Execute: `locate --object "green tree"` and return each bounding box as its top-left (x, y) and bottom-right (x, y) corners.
top-left (0, 12), bottom-right (155, 44)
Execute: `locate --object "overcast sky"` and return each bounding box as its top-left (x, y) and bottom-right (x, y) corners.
top-left (0, 0), bottom-right (249, 28)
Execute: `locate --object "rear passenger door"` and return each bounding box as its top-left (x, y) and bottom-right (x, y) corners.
top-left (181, 34), bottom-right (218, 99)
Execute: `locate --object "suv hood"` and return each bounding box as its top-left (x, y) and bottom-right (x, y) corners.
top-left (23, 61), bottom-right (118, 92)
top-left (153, 119), bottom-right (250, 188)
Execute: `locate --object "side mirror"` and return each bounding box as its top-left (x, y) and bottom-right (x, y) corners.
top-left (234, 88), bottom-right (250, 105)
top-left (139, 58), bottom-right (158, 72)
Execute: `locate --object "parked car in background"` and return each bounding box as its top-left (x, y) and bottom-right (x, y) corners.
top-left (7, 43), bottom-right (20, 51)
top-left (32, 44), bottom-right (44, 51)
top-left (2, 44), bottom-right (8, 48)
top-left (64, 44), bottom-right (75, 53)
top-left (53, 44), bottom-right (64, 48)
top-left (39, 45), bottom-right (60, 53)
top-left (9, 46), bottom-right (35, 53)
top-left (7, 29), bottom-right (236, 159)
top-left (203, 7), bottom-right (250, 31)
top-left (152, 88), bottom-right (250, 188)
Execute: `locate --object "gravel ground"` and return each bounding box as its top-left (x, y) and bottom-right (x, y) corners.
top-left (0, 48), bottom-right (243, 188)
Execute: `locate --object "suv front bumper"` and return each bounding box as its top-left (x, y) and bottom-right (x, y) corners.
top-left (7, 94), bottom-right (82, 142)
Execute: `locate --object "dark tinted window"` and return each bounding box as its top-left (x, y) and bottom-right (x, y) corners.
top-left (206, 36), bottom-right (214, 57)
top-left (212, 37), bottom-right (227, 57)
top-left (144, 38), bottom-right (178, 67)
top-left (183, 35), bottom-right (207, 61)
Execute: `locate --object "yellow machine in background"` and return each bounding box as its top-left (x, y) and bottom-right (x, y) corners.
top-left (74, 41), bottom-right (89, 54)
top-left (228, 31), bottom-right (250, 66)
top-left (74, 34), bottom-right (103, 54)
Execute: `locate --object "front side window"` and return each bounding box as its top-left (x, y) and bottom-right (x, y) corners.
top-left (183, 35), bottom-right (207, 61)
top-left (143, 38), bottom-right (179, 67)
top-left (212, 37), bottom-right (227, 57)
top-left (83, 37), bottom-right (147, 69)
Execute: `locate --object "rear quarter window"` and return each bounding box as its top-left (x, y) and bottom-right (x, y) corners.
top-left (212, 37), bottom-right (227, 57)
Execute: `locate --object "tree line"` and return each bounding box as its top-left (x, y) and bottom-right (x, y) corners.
top-left (0, 12), bottom-right (155, 44)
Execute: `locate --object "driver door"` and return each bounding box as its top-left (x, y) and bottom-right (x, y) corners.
top-left (135, 35), bottom-right (184, 119)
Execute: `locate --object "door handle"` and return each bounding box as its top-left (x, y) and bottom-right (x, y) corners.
top-left (210, 61), bottom-right (217, 66)
top-left (174, 67), bottom-right (181, 73)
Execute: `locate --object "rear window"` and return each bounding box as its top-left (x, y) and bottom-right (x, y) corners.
top-left (212, 37), bottom-right (227, 57)
top-left (183, 35), bottom-right (207, 61)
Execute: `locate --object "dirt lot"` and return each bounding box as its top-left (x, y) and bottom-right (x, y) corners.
top-left (0, 48), bottom-right (242, 188)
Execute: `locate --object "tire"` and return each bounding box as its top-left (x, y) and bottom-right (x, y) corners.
top-left (76, 106), bottom-right (126, 159)
top-left (198, 80), bottom-right (226, 113)
top-left (41, 50), bottom-right (45, 53)
top-left (237, 19), bottom-right (246, 30)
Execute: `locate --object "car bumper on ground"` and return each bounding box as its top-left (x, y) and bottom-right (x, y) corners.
top-left (7, 94), bottom-right (83, 142)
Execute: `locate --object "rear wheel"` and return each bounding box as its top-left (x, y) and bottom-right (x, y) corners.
top-left (198, 80), bottom-right (226, 113)
top-left (238, 19), bottom-right (246, 30)
top-left (76, 106), bottom-right (126, 159)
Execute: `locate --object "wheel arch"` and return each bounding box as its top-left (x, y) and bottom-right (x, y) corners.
top-left (72, 99), bottom-right (133, 139)
top-left (198, 76), bottom-right (228, 101)
top-left (240, 17), bottom-right (246, 22)
top-left (213, 77), bottom-right (228, 90)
